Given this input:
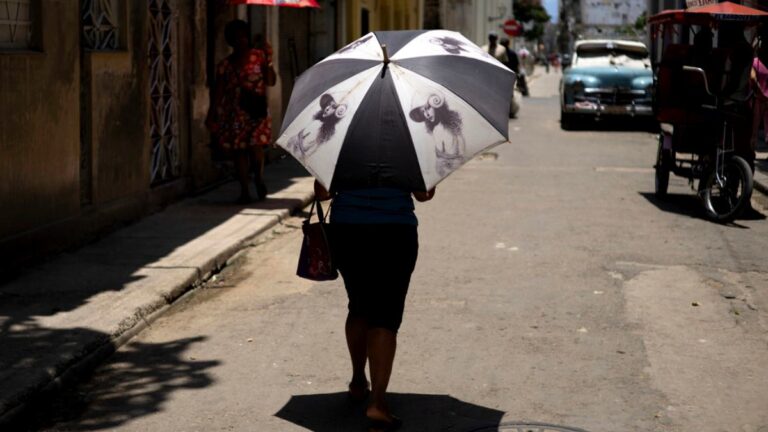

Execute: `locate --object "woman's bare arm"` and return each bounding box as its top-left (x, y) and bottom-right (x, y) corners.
top-left (314, 179), bottom-right (332, 201)
top-left (413, 188), bottom-right (436, 202)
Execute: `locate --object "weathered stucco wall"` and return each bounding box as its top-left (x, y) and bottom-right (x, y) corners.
top-left (85, 1), bottom-right (150, 205)
top-left (188, 0), bottom-right (215, 189)
top-left (0, 2), bottom-right (80, 239)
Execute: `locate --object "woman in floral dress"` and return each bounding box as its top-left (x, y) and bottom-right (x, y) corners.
top-left (207, 20), bottom-right (276, 203)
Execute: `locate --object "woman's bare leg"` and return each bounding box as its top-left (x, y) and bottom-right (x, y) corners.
top-left (250, 146), bottom-right (267, 200)
top-left (346, 314), bottom-right (369, 397)
top-left (366, 328), bottom-right (397, 421)
top-left (234, 151), bottom-right (251, 202)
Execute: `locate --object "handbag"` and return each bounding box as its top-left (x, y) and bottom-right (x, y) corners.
top-left (296, 200), bottom-right (338, 281)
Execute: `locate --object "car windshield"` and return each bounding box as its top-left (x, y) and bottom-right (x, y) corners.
top-left (577, 45), bottom-right (648, 60)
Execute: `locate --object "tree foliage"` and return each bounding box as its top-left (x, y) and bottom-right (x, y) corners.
top-left (514, 0), bottom-right (551, 41)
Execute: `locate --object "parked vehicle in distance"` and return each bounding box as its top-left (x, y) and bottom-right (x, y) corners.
top-left (559, 39), bottom-right (654, 129)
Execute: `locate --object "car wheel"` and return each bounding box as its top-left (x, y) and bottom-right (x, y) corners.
top-left (560, 110), bottom-right (576, 130)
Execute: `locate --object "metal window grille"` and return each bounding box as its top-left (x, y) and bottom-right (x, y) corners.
top-left (148, 0), bottom-right (180, 184)
top-left (82, 0), bottom-right (120, 50)
top-left (0, 0), bottom-right (31, 49)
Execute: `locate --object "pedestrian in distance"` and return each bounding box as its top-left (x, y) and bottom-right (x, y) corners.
top-left (751, 27), bottom-right (768, 156)
top-left (314, 179), bottom-right (435, 432)
top-left (481, 31), bottom-right (509, 64)
top-left (206, 20), bottom-right (277, 204)
top-left (537, 43), bottom-right (550, 73)
top-left (499, 37), bottom-right (529, 97)
top-left (498, 37), bottom-right (521, 117)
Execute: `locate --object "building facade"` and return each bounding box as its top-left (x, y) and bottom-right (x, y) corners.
top-left (559, 0), bottom-right (649, 52)
top-left (438, 0), bottom-right (515, 46)
top-left (0, 0), bottom-right (221, 271)
top-left (0, 0), bottom-right (427, 273)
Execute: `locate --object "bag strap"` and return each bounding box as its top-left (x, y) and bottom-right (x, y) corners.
top-left (305, 199), bottom-right (331, 224)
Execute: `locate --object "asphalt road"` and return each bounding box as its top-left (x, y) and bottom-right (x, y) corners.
top-left (38, 72), bottom-right (768, 432)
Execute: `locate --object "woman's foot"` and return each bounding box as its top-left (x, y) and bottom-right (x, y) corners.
top-left (366, 404), bottom-right (401, 432)
top-left (255, 181), bottom-right (268, 201)
top-left (348, 379), bottom-right (370, 403)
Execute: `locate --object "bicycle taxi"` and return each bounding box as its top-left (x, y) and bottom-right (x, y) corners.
top-left (649, 1), bottom-right (768, 222)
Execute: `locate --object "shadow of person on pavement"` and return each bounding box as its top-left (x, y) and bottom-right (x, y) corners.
top-left (274, 392), bottom-right (505, 432)
top-left (15, 335), bottom-right (218, 432)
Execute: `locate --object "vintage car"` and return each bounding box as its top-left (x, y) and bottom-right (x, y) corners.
top-left (560, 39), bottom-right (654, 129)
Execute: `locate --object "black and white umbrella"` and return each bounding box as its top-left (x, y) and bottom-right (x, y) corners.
top-left (276, 30), bottom-right (515, 192)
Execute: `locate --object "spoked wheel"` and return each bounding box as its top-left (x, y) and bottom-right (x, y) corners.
top-left (699, 156), bottom-right (753, 223)
top-left (654, 134), bottom-right (671, 198)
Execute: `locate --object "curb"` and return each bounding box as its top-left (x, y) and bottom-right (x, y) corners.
top-left (0, 188), bottom-right (315, 428)
top-left (753, 169), bottom-right (768, 209)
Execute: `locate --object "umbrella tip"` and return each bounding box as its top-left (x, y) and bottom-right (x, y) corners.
top-left (381, 44), bottom-right (389, 64)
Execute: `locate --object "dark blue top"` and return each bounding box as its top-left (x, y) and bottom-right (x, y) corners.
top-left (330, 188), bottom-right (417, 225)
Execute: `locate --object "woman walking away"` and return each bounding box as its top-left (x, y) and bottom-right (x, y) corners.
top-left (206, 20), bottom-right (276, 203)
top-left (314, 180), bottom-right (435, 432)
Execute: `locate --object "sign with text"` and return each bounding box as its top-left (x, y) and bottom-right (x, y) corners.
top-left (686, 0), bottom-right (717, 8)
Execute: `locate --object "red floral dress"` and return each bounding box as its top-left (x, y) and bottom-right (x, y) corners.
top-left (209, 46), bottom-right (273, 151)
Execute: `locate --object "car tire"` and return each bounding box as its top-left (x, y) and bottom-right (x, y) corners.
top-left (560, 110), bottom-right (576, 130)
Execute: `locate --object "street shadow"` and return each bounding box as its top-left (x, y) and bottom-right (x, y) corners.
top-left (756, 158), bottom-right (768, 174)
top-left (563, 117), bottom-right (659, 133)
top-left (639, 192), bottom-right (706, 220)
top-left (274, 392), bottom-right (505, 432)
top-left (639, 192), bottom-right (764, 225)
top-left (15, 335), bottom-right (218, 432)
top-left (0, 158), bottom-right (311, 427)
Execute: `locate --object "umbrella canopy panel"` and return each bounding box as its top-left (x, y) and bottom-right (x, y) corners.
top-left (277, 30), bottom-right (515, 192)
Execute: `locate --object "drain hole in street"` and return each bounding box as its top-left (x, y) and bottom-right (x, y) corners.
top-left (476, 152), bottom-right (499, 161)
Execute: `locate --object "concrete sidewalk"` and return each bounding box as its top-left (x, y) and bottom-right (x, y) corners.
top-left (0, 157), bottom-right (315, 426)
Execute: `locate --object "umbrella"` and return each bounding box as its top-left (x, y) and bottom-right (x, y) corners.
top-left (648, 1), bottom-right (768, 25)
top-left (228, 0), bottom-right (320, 8)
top-left (275, 30), bottom-right (516, 192)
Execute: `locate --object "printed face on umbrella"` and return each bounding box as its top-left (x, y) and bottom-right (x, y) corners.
top-left (410, 91), bottom-right (461, 133)
top-left (320, 94), bottom-right (347, 119)
top-left (285, 93), bottom-right (349, 161)
top-left (428, 36), bottom-right (468, 55)
top-left (408, 90), bottom-right (466, 176)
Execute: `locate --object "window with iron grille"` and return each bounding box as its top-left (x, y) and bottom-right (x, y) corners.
top-left (82, 0), bottom-right (121, 50)
top-left (0, 0), bottom-right (32, 50)
top-left (149, 0), bottom-right (180, 184)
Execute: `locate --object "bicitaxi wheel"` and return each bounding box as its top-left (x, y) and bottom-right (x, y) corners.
top-left (698, 155), bottom-right (753, 222)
